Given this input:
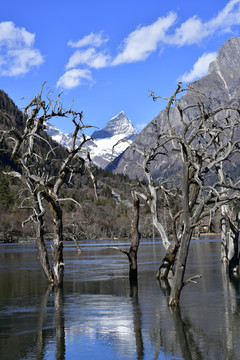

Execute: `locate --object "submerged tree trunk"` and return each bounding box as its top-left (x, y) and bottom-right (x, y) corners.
top-left (34, 190), bottom-right (54, 283)
top-left (156, 237), bottom-right (179, 280)
top-left (156, 216), bottom-right (180, 280)
top-left (110, 193), bottom-right (141, 283)
top-left (35, 209), bottom-right (64, 286)
top-left (128, 193), bottom-right (141, 283)
top-left (35, 217), bottom-right (54, 283)
top-left (52, 204), bottom-right (64, 286)
top-left (220, 204), bottom-right (239, 273)
top-left (168, 154), bottom-right (192, 307)
top-left (228, 218), bottom-right (239, 273)
top-left (168, 230), bottom-right (192, 307)
top-left (72, 235), bottom-right (82, 254)
top-left (221, 205), bottom-right (228, 263)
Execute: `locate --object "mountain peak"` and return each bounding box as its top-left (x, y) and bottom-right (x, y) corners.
top-left (208, 36), bottom-right (240, 74)
top-left (91, 111), bottom-right (138, 139)
top-left (205, 36), bottom-right (240, 95)
top-left (47, 110), bottom-right (138, 169)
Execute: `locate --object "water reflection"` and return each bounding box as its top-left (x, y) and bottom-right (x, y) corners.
top-left (129, 282), bottom-right (144, 360)
top-left (1, 238), bottom-right (240, 359)
top-left (35, 286), bottom-right (65, 360)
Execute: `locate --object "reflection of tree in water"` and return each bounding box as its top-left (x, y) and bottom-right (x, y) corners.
top-left (221, 264), bottom-right (240, 360)
top-left (54, 287), bottom-right (65, 360)
top-left (36, 286), bottom-right (65, 360)
top-left (155, 269), bottom-right (240, 360)
top-left (170, 307), bottom-right (204, 360)
top-left (156, 279), bottom-right (204, 360)
top-left (129, 282), bottom-right (144, 360)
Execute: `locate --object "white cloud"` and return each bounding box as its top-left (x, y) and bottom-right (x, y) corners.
top-left (68, 31), bottom-right (108, 48)
top-left (56, 68), bottom-right (93, 89)
top-left (179, 52), bottom-right (217, 83)
top-left (208, 0), bottom-right (240, 30)
top-left (112, 13), bottom-right (176, 65)
top-left (0, 21), bottom-right (43, 76)
top-left (0, 21), bottom-right (35, 48)
top-left (66, 48), bottom-right (110, 69)
top-left (2, 48), bottom-right (43, 76)
top-left (168, 16), bottom-right (206, 46)
top-left (111, 0), bottom-right (240, 65)
top-left (169, 0), bottom-right (240, 46)
top-left (59, 0), bottom-right (240, 90)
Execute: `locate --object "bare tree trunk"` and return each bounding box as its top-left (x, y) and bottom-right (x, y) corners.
top-left (156, 237), bottom-right (179, 280)
top-left (221, 205), bottom-right (228, 263)
top-left (71, 217), bottom-right (82, 253)
top-left (220, 204), bottom-right (239, 273)
top-left (148, 185), bottom-right (170, 250)
top-left (110, 194), bottom-right (141, 284)
top-left (128, 193), bottom-right (141, 283)
top-left (72, 235), bottom-right (82, 254)
top-left (52, 205), bottom-right (64, 286)
top-left (35, 216), bottom-right (54, 283)
top-left (228, 219), bottom-right (239, 273)
top-left (168, 230), bottom-right (192, 307)
top-left (168, 155), bottom-right (192, 307)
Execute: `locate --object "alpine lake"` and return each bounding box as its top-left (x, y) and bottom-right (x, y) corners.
top-left (1, 235), bottom-right (240, 360)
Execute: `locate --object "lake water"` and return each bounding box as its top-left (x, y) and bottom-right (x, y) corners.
top-left (0, 236), bottom-right (240, 360)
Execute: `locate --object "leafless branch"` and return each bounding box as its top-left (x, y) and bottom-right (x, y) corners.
top-left (183, 274), bottom-right (202, 286)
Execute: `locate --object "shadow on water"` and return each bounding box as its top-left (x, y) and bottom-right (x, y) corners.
top-left (2, 238), bottom-right (240, 359)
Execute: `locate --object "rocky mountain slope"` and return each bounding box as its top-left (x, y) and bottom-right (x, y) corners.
top-left (47, 111), bottom-right (138, 168)
top-left (109, 37), bottom-right (240, 180)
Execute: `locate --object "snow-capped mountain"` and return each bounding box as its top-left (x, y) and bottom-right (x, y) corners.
top-left (46, 123), bottom-right (74, 149)
top-left (46, 111), bottom-right (138, 168)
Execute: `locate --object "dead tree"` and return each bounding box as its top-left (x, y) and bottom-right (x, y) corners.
top-left (128, 192), bottom-right (141, 282)
top-left (119, 84), bottom-right (240, 306)
top-left (113, 126), bottom-right (171, 250)
top-left (0, 84), bottom-right (95, 286)
top-left (220, 202), bottom-right (240, 273)
top-left (111, 192), bottom-right (141, 282)
top-left (151, 84), bottom-right (240, 306)
top-left (217, 141), bottom-right (240, 273)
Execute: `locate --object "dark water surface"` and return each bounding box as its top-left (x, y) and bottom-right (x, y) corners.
top-left (1, 237), bottom-right (240, 359)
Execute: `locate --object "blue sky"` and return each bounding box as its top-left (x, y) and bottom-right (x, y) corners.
top-left (1, 0), bottom-right (240, 134)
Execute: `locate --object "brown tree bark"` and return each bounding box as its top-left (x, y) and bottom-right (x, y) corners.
top-left (168, 231), bottom-right (193, 307)
top-left (128, 193), bottom-right (141, 283)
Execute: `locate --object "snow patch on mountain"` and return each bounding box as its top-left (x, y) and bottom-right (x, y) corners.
top-left (46, 111), bottom-right (138, 168)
